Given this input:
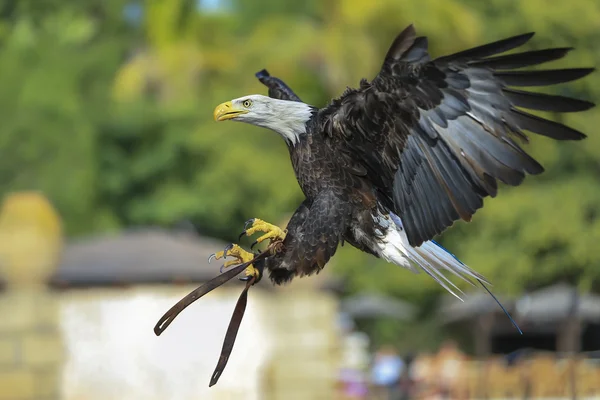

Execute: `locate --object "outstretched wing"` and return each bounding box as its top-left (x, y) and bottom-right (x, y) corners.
top-left (255, 69), bottom-right (303, 102)
top-left (319, 25), bottom-right (594, 247)
top-left (264, 191), bottom-right (349, 284)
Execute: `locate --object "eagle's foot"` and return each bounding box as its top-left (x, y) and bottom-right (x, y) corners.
top-left (208, 244), bottom-right (259, 280)
top-left (240, 263), bottom-right (262, 281)
top-left (239, 218), bottom-right (287, 249)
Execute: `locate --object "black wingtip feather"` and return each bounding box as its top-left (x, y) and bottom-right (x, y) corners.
top-left (385, 24), bottom-right (417, 61)
top-left (509, 108), bottom-right (587, 140)
top-left (503, 88), bottom-right (596, 113)
top-left (471, 48), bottom-right (573, 70)
top-left (495, 68), bottom-right (595, 87)
top-left (438, 32), bottom-right (535, 62)
top-left (255, 69), bottom-right (270, 79)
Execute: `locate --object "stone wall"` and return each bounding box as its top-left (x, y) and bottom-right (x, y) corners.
top-left (0, 192), bottom-right (63, 400)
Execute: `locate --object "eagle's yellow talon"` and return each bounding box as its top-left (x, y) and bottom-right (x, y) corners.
top-left (256, 230), bottom-right (281, 244)
top-left (243, 218), bottom-right (286, 245)
top-left (211, 243), bottom-right (255, 271)
top-left (210, 242), bottom-right (263, 282)
top-left (244, 264), bottom-right (260, 278)
top-left (222, 260), bottom-right (241, 269)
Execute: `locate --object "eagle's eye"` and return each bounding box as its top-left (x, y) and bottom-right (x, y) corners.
top-left (242, 99), bottom-right (253, 108)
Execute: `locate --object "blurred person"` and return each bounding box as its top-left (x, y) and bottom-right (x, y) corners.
top-left (398, 352), bottom-right (417, 400)
top-left (338, 330), bottom-right (371, 399)
top-left (371, 345), bottom-right (404, 400)
top-left (408, 354), bottom-right (435, 397)
top-left (434, 340), bottom-right (466, 399)
top-left (338, 367), bottom-right (369, 400)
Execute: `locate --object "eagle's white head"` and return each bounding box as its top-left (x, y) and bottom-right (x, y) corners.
top-left (213, 94), bottom-right (314, 145)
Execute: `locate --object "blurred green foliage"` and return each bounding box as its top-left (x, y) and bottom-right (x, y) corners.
top-left (1, 0), bottom-right (599, 312)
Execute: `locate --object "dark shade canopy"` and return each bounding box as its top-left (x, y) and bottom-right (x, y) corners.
top-left (515, 283), bottom-right (600, 323)
top-left (438, 292), bottom-right (514, 323)
top-left (341, 293), bottom-right (415, 320)
top-left (52, 228), bottom-right (230, 287)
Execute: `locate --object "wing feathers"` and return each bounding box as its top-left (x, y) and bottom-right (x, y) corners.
top-left (402, 37), bottom-right (431, 63)
top-left (321, 25), bottom-right (593, 246)
top-left (394, 134), bottom-right (484, 244)
top-left (255, 69), bottom-right (303, 102)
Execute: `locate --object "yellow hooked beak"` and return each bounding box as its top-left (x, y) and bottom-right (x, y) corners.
top-left (213, 101), bottom-right (249, 121)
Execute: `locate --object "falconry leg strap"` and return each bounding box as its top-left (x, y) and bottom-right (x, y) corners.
top-left (153, 240), bottom-right (284, 387)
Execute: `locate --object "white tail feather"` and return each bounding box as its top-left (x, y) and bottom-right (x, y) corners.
top-left (377, 214), bottom-right (488, 300)
top-left (378, 213), bottom-right (521, 333)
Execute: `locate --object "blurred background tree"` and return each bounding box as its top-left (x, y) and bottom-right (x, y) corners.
top-left (2, 0), bottom-right (598, 348)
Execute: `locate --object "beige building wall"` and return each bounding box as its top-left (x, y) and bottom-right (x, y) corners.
top-left (58, 285), bottom-right (340, 400)
top-left (262, 289), bottom-right (340, 400)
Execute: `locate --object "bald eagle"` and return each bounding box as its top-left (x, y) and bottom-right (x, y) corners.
top-left (212, 25), bottom-right (594, 297)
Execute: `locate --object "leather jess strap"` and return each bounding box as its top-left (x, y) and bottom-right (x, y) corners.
top-left (153, 248), bottom-right (274, 387)
top-left (209, 276), bottom-right (254, 386)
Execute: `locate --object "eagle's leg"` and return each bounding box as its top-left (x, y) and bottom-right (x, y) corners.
top-left (239, 218), bottom-right (287, 248)
top-left (209, 244), bottom-right (261, 280)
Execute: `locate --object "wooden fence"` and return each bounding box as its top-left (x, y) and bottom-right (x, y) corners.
top-left (412, 352), bottom-right (600, 399)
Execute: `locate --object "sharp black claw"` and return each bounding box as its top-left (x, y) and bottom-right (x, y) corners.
top-left (220, 264), bottom-right (226, 274)
top-left (223, 243), bottom-right (234, 259)
top-left (250, 240), bottom-right (258, 250)
top-left (238, 231), bottom-right (247, 241)
top-left (208, 253), bottom-right (216, 264)
top-left (244, 218), bottom-right (255, 230)
top-left (239, 275), bottom-right (251, 281)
